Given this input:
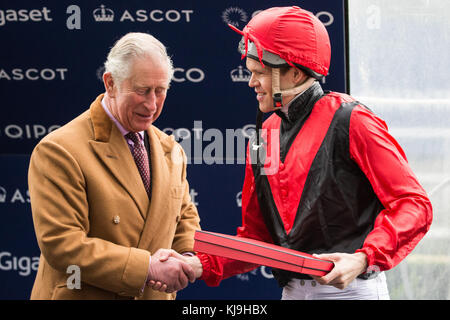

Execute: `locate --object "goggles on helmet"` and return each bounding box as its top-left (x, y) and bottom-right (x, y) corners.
top-left (238, 37), bottom-right (325, 81)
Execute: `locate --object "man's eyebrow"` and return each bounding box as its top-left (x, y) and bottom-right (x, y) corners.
top-left (134, 84), bottom-right (169, 91)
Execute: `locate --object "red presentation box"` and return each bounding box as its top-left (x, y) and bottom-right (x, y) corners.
top-left (194, 230), bottom-right (334, 277)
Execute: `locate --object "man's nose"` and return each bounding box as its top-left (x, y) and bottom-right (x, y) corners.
top-left (144, 91), bottom-right (157, 110)
top-left (248, 74), bottom-right (258, 88)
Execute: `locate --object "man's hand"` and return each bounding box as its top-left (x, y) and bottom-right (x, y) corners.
top-left (147, 251), bottom-right (203, 292)
top-left (311, 252), bottom-right (368, 290)
top-left (146, 249), bottom-right (195, 293)
top-left (182, 255), bottom-right (203, 279)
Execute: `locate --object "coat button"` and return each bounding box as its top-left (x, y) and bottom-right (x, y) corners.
top-left (113, 215), bottom-right (120, 224)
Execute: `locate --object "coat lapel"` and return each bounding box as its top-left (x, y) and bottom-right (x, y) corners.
top-left (137, 127), bottom-right (175, 250)
top-left (88, 94), bottom-right (149, 219)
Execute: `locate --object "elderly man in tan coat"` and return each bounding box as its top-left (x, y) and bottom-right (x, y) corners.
top-left (28, 32), bottom-right (201, 300)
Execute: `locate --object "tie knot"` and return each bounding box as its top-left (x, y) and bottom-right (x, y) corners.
top-left (125, 132), bottom-right (141, 145)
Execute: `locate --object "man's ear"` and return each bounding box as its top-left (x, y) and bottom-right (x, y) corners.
top-left (103, 72), bottom-right (116, 97)
top-left (293, 68), bottom-right (308, 86)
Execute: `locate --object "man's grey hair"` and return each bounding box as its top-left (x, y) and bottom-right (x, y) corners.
top-left (104, 32), bottom-right (174, 87)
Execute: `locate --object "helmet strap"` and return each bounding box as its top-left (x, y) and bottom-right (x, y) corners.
top-left (271, 68), bottom-right (316, 109)
top-left (271, 68), bottom-right (283, 109)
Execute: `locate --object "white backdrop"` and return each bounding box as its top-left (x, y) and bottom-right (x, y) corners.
top-left (349, 0), bottom-right (450, 299)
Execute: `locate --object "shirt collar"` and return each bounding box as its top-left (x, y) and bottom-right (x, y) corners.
top-left (280, 91), bottom-right (304, 116)
top-left (275, 81), bottom-right (323, 125)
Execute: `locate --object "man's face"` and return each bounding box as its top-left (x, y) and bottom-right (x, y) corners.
top-left (246, 58), bottom-right (275, 113)
top-left (246, 58), bottom-right (304, 113)
top-left (106, 55), bottom-right (170, 132)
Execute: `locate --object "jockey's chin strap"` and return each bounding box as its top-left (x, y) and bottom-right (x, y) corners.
top-left (271, 68), bottom-right (316, 109)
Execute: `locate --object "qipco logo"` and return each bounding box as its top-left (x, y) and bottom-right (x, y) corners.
top-left (3, 124), bottom-right (60, 140)
top-left (315, 11), bottom-right (334, 27)
top-left (172, 67), bottom-right (205, 83)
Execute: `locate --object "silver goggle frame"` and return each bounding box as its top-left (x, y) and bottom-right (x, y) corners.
top-left (238, 37), bottom-right (324, 80)
top-left (238, 37), bottom-right (288, 67)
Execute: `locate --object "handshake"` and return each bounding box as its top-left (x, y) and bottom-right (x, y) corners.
top-left (146, 249), bottom-right (203, 293)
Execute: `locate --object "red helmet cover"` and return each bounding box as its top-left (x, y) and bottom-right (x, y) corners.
top-left (229, 6), bottom-right (331, 77)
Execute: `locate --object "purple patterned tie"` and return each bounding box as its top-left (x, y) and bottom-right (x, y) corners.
top-left (125, 132), bottom-right (150, 195)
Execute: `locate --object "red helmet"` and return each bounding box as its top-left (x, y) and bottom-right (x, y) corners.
top-left (229, 6), bottom-right (331, 80)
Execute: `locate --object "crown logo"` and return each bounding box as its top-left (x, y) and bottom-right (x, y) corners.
top-left (0, 187), bottom-right (6, 203)
top-left (93, 5), bottom-right (114, 22)
top-left (230, 66), bottom-right (251, 82)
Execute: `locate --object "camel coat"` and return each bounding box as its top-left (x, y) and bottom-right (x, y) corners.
top-left (28, 94), bottom-right (200, 299)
